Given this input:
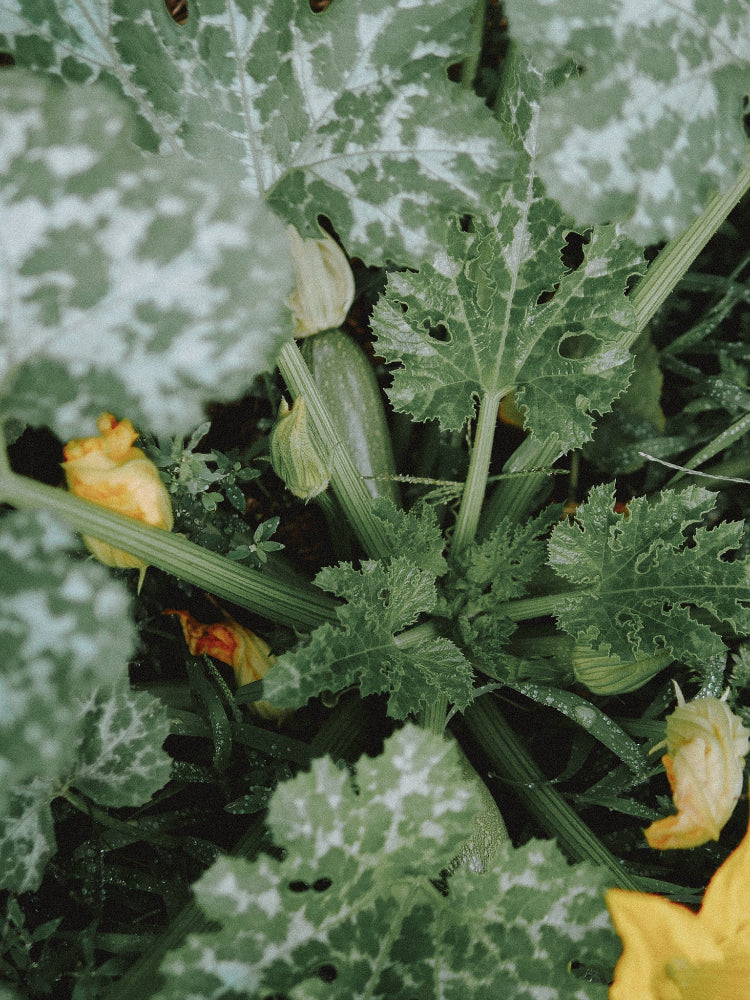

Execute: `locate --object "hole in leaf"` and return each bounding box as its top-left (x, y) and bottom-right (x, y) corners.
top-left (536, 282), bottom-right (559, 305)
top-left (288, 880), bottom-right (309, 893)
top-left (459, 214), bottom-right (473, 233)
top-left (425, 323), bottom-right (450, 343)
top-left (558, 331), bottom-right (597, 360)
top-left (430, 874), bottom-right (450, 897)
top-left (560, 230), bottom-right (590, 272)
top-left (317, 964), bottom-right (337, 982)
top-left (164, 0), bottom-right (188, 23)
top-left (310, 0), bottom-right (331, 9)
top-left (312, 877), bottom-right (332, 892)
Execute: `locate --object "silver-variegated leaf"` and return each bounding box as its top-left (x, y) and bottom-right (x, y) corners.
top-left (0, 71), bottom-right (292, 438)
top-left (0, 0), bottom-right (515, 265)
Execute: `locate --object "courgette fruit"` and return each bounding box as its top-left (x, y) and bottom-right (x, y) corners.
top-left (301, 329), bottom-right (400, 507)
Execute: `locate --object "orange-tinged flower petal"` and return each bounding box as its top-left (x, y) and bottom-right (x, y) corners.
top-left (63, 413), bottom-right (173, 584)
top-left (165, 609), bottom-right (292, 724)
top-left (644, 685), bottom-right (749, 850)
top-left (165, 609), bottom-right (272, 684)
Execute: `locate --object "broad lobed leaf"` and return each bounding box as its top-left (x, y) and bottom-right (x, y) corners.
top-left (0, 72), bottom-right (292, 439)
top-left (0, 780), bottom-right (56, 896)
top-left (372, 50), bottom-right (645, 442)
top-left (548, 483), bottom-right (750, 675)
top-left (0, 0), bottom-right (515, 265)
top-left (0, 676), bottom-right (173, 893)
top-left (264, 555), bottom-right (474, 719)
top-left (503, 0), bottom-right (750, 243)
top-left (155, 726), bottom-right (618, 1000)
top-left (70, 677), bottom-right (173, 808)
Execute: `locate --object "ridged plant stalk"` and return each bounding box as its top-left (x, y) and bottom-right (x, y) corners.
top-left (276, 340), bottom-right (395, 561)
top-left (0, 452), bottom-right (338, 632)
top-left (460, 697), bottom-right (646, 890)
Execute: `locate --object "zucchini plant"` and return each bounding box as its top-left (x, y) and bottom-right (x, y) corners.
top-left (1, 1), bottom-right (750, 998)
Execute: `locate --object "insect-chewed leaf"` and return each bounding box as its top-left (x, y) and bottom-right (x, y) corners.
top-left (155, 725), bottom-right (619, 1000)
top-left (372, 49), bottom-right (644, 443)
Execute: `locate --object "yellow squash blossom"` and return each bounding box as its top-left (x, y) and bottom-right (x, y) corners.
top-left (165, 608), bottom-right (291, 724)
top-left (644, 684), bottom-right (749, 850)
top-left (63, 413), bottom-right (173, 587)
top-left (607, 813), bottom-right (750, 999)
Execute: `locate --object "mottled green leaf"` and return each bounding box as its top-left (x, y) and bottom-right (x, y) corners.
top-left (0, 0), bottom-right (514, 265)
top-left (0, 780), bottom-right (57, 894)
top-left (0, 71), bottom-right (292, 438)
top-left (71, 677), bottom-right (172, 808)
top-left (155, 726), bottom-right (618, 1000)
top-left (0, 677), bottom-right (173, 892)
top-left (373, 47), bottom-right (644, 442)
top-left (0, 510), bottom-right (135, 807)
top-left (264, 557), bottom-right (474, 719)
top-left (504, 0), bottom-right (750, 243)
top-left (548, 483), bottom-right (750, 672)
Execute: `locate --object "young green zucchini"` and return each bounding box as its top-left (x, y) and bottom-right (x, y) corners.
top-left (301, 329), bottom-right (400, 507)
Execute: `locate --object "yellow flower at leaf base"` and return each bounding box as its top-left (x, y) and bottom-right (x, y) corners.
top-left (607, 812), bottom-right (750, 1000)
top-left (62, 413), bottom-right (173, 588)
top-left (644, 684), bottom-right (749, 850)
top-left (165, 608), bottom-right (292, 725)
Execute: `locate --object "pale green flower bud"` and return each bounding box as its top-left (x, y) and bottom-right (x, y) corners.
top-left (270, 397), bottom-right (330, 500)
top-left (286, 225), bottom-right (355, 338)
top-left (572, 643), bottom-right (673, 695)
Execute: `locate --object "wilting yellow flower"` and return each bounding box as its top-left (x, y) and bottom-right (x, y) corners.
top-left (286, 224), bottom-right (355, 337)
top-left (165, 608), bottom-right (291, 724)
top-left (644, 684), bottom-right (749, 850)
top-left (607, 814), bottom-right (750, 999)
top-left (63, 413), bottom-right (173, 586)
